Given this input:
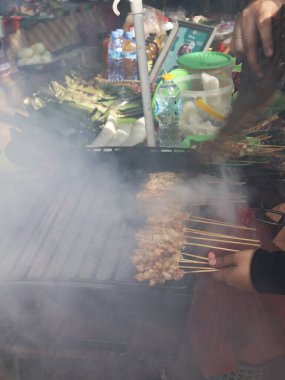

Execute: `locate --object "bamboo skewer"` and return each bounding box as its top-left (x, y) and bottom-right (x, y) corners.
top-left (183, 242), bottom-right (238, 252)
top-left (258, 136), bottom-right (272, 142)
top-left (240, 114), bottom-right (279, 135)
top-left (179, 265), bottom-right (214, 270)
top-left (185, 235), bottom-right (260, 247)
top-left (188, 214), bottom-right (250, 225)
top-left (184, 228), bottom-right (259, 242)
top-left (187, 197), bottom-right (247, 202)
top-left (196, 180), bottom-right (246, 186)
top-left (186, 200), bottom-right (247, 206)
top-left (180, 252), bottom-right (208, 261)
top-left (186, 217), bottom-right (256, 231)
top-left (183, 269), bottom-right (219, 274)
top-left (189, 215), bottom-right (241, 224)
top-left (180, 259), bottom-right (210, 264)
top-left (258, 144), bottom-right (285, 148)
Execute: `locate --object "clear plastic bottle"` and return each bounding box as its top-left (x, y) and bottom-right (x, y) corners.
top-left (123, 32), bottom-right (138, 81)
top-left (154, 73), bottom-right (182, 147)
top-left (108, 31), bottom-right (123, 81)
top-left (115, 29), bottom-right (124, 81)
top-left (116, 28), bottom-right (124, 38)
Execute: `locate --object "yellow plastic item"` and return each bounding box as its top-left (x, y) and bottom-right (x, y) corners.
top-left (162, 72), bottom-right (174, 81)
top-left (194, 97), bottom-right (226, 122)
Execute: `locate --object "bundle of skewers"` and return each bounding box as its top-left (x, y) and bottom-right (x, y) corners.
top-left (184, 215), bottom-right (259, 253)
top-left (132, 214), bottom-right (260, 286)
top-left (132, 173), bottom-right (259, 286)
top-left (199, 123), bottom-right (285, 164)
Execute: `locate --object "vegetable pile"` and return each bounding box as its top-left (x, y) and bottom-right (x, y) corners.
top-left (25, 74), bottom-right (145, 146)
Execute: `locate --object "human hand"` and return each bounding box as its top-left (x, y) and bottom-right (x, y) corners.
top-left (231, 0), bottom-right (285, 75)
top-left (208, 249), bottom-right (256, 291)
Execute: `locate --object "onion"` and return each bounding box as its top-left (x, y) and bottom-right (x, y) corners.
top-left (17, 47), bottom-right (34, 59)
top-left (31, 42), bottom-right (46, 55)
top-left (29, 55), bottom-right (42, 65)
top-left (41, 51), bottom-right (52, 64)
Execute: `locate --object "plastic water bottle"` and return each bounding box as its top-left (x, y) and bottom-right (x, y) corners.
top-left (116, 28), bottom-right (124, 38)
top-left (123, 32), bottom-right (138, 81)
top-left (154, 72), bottom-right (182, 147)
top-left (115, 29), bottom-right (124, 81)
top-left (108, 31), bottom-right (123, 81)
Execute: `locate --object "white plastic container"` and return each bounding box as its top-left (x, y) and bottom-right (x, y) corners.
top-left (175, 74), bottom-right (233, 116)
top-left (175, 74), bottom-right (234, 137)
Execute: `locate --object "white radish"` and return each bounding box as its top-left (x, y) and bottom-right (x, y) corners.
top-left (87, 115), bottom-right (118, 147)
top-left (124, 117), bottom-right (146, 146)
top-left (107, 124), bottom-right (133, 146)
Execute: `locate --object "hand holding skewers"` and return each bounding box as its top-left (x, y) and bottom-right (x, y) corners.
top-left (208, 250), bottom-right (256, 291)
top-left (209, 248), bottom-right (285, 295)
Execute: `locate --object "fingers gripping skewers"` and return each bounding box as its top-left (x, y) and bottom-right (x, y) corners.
top-left (132, 172), bottom-right (259, 286)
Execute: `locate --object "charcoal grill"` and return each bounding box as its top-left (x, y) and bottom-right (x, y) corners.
top-left (0, 148), bottom-right (208, 379)
top-left (0, 147), bottom-right (282, 379)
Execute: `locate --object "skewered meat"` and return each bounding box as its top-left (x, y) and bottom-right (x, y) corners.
top-left (133, 172), bottom-right (189, 285)
top-left (137, 172), bottom-right (183, 202)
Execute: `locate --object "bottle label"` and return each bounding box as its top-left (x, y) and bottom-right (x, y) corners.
top-left (147, 59), bottom-right (153, 73)
top-left (109, 48), bottom-right (123, 60)
top-left (124, 51), bottom-right (137, 60)
top-left (155, 98), bottom-right (182, 114)
top-left (154, 97), bottom-right (182, 117)
top-left (154, 99), bottom-right (162, 116)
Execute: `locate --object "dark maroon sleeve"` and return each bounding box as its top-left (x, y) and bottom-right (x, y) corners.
top-left (250, 248), bottom-right (285, 294)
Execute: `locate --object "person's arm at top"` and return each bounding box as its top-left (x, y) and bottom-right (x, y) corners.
top-left (232, 0), bottom-right (285, 76)
top-left (208, 248), bottom-right (285, 294)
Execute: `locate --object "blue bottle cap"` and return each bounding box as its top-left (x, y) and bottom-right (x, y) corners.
top-left (116, 29), bottom-right (124, 36)
top-left (125, 32), bottom-right (133, 40)
top-left (111, 31), bottom-right (118, 39)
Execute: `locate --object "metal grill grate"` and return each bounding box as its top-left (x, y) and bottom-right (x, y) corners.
top-left (0, 162), bottom-right (193, 292)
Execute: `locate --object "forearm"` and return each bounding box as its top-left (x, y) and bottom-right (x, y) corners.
top-left (250, 248), bottom-right (285, 294)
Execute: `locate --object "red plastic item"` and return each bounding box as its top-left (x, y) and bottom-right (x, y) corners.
top-left (3, 16), bottom-right (21, 34)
